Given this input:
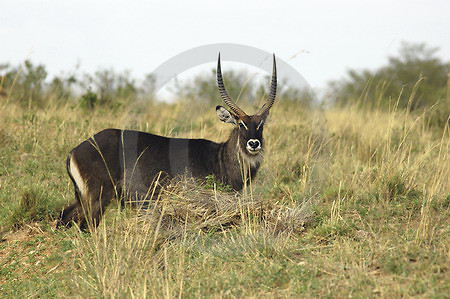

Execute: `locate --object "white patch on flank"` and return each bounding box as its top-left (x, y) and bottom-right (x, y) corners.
top-left (70, 155), bottom-right (87, 196)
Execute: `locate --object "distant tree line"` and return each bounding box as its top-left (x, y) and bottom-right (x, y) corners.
top-left (1, 42), bottom-right (448, 122)
top-left (0, 62), bottom-right (155, 108)
top-left (0, 60), bottom-right (314, 110)
top-left (174, 68), bottom-right (314, 108)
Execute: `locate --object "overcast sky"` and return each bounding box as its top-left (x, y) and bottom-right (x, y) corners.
top-left (1, 0), bottom-right (449, 92)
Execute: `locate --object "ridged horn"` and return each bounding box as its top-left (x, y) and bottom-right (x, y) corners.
top-left (257, 54), bottom-right (277, 116)
top-left (217, 53), bottom-right (247, 117)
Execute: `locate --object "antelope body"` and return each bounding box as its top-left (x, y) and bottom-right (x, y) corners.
top-left (60, 54), bottom-right (278, 230)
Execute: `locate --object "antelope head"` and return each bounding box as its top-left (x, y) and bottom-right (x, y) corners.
top-left (215, 53), bottom-right (277, 156)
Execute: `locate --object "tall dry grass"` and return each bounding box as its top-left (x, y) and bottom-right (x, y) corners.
top-left (0, 93), bottom-right (448, 296)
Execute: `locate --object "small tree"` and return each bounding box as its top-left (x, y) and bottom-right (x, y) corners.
top-left (328, 42), bottom-right (448, 110)
top-left (0, 60), bottom-right (48, 106)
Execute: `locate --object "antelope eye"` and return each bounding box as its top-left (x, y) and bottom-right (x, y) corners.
top-left (257, 120), bottom-right (264, 130)
top-left (239, 122), bottom-right (248, 130)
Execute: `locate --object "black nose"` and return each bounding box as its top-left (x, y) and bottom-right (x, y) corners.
top-left (248, 140), bottom-right (260, 149)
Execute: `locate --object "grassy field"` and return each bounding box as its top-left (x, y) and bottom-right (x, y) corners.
top-left (0, 94), bottom-right (448, 297)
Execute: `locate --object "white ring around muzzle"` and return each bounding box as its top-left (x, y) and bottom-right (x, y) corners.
top-left (246, 139), bottom-right (261, 153)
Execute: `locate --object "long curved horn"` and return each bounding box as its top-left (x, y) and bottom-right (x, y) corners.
top-left (257, 54), bottom-right (277, 116)
top-left (217, 53), bottom-right (247, 117)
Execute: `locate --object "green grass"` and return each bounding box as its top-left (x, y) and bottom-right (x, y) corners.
top-left (0, 95), bottom-right (448, 297)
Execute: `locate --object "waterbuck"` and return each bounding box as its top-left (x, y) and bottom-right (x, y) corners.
top-left (59, 54), bottom-right (278, 230)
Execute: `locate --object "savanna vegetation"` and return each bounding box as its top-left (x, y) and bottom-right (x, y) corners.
top-left (0, 43), bottom-right (448, 297)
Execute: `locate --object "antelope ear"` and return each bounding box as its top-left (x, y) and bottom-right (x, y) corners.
top-left (216, 105), bottom-right (238, 125)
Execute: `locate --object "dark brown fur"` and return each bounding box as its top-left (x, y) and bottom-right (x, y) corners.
top-left (59, 125), bottom-right (264, 230)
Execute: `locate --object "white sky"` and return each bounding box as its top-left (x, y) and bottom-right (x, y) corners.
top-left (1, 0), bottom-right (449, 92)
